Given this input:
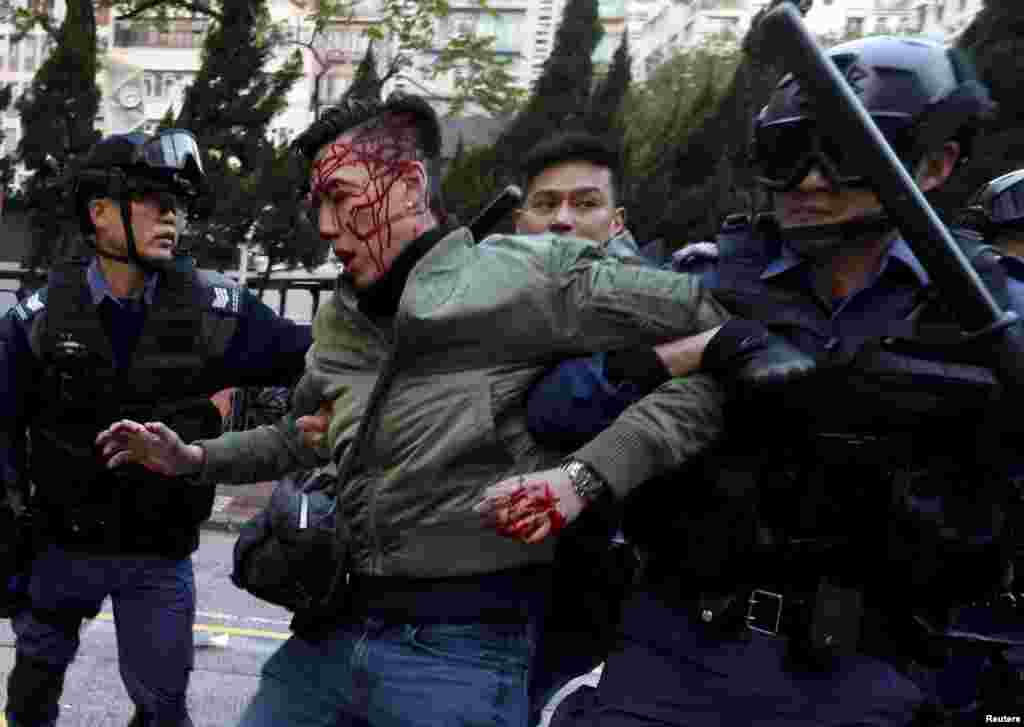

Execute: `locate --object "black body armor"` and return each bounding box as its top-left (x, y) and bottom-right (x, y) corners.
top-left (27, 260), bottom-right (228, 558)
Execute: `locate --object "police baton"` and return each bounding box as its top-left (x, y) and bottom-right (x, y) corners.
top-left (467, 185), bottom-right (523, 243)
top-left (760, 0), bottom-right (1024, 388)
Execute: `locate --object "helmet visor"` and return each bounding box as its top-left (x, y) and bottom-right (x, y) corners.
top-left (753, 115), bottom-right (917, 191)
top-left (140, 129), bottom-right (203, 176)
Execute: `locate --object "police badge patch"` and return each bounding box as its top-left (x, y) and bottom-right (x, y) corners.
top-left (12, 292), bottom-right (46, 321)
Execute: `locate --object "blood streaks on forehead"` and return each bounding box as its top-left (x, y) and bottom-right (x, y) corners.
top-left (309, 112), bottom-right (420, 201)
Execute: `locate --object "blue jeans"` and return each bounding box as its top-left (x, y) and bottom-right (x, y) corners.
top-left (239, 617), bottom-right (535, 727)
top-left (552, 590), bottom-right (923, 727)
top-left (5, 543), bottom-right (195, 727)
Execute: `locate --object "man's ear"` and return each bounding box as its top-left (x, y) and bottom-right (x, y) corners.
top-left (916, 141), bottom-right (960, 193)
top-left (611, 206), bottom-right (626, 237)
top-left (401, 161), bottom-right (428, 210)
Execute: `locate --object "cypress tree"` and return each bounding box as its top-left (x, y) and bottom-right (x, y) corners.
top-left (344, 41), bottom-right (382, 104)
top-left (496, 0), bottom-right (603, 169)
top-left (938, 1), bottom-right (1024, 214)
top-left (586, 33), bottom-right (632, 139)
top-left (173, 0), bottom-right (303, 268)
top-left (16, 0), bottom-right (101, 268)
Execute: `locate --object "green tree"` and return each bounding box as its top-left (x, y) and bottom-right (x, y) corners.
top-left (586, 32), bottom-right (632, 139)
top-left (496, 0), bottom-right (603, 167)
top-left (14, 0), bottom-right (101, 269)
top-left (0, 84), bottom-right (10, 154)
top-left (442, 141), bottom-right (502, 227)
top-left (618, 39), bottom-right (741, 243)
top-left (344, 40), bottom-right (382, 103)
top-left (162, 0), bottom-right (303, 269)
top-left (937, 0), bottom-right (1024, 215)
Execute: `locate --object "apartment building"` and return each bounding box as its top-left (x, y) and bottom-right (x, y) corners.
top-left (631, 0), bottom-right (983, 84)
top-left (631, 0), bottom-right (769, 83)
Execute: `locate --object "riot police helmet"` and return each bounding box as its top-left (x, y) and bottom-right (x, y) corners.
top-left (76, 129), bottom-right (206, 269)
top-left (751, 35), bottom-right (995, 192)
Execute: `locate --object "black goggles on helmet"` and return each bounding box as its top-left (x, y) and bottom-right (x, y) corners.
top-left (133, 128), bottom-right (205, 196)
top-left (752, 114), bottom-right (918, 191)
top-left (965, 169), bottom-right (1024, 231)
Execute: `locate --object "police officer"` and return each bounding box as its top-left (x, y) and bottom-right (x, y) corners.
top-left (0, 130), bottom-right (312, 727)
top-left (962, 169), bottom-right (1024, 258)
top-left (520, 36), bottom-right (1024, 724)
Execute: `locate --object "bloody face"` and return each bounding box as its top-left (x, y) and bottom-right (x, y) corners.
top-left (309, 116), bottom-right (425, 291)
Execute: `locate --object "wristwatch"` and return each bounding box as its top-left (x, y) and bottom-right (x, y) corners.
top-left (559, 459), bottom-right (611, 504)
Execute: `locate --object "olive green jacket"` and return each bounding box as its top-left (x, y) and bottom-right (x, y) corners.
top-left (198, 227), bottom-right (728, 578)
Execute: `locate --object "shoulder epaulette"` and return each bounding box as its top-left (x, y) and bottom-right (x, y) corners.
top-left (208, 285), bottom-right (244, 314)
top-left (10, 287), bottom-right (48, 322)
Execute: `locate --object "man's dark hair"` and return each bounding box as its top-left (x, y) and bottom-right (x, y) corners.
top-left (520, 133), bottom-right (623, 205)
top-left (293, 92), bottom-right (448, 223)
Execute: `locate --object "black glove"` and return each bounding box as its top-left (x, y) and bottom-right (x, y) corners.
top-left (703, 319), bottom-right (817, 388)
top-left (970, 246), bottom-right (1017, 314)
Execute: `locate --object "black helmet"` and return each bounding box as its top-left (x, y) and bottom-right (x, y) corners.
top-left (76, 129), bottom-right (205, 220)
top-left (76, 129), bottom-right (205, 268)
top-left (751, 35), bottom-right (995, 191)
top-left (960, 169), bottom-right (1024, 235)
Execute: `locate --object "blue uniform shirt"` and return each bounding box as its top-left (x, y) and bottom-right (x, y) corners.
top-left (0, 258), bottom-right (313, 492)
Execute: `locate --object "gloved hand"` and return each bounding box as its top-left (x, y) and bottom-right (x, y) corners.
top-left (970, 245), bottom-right (1017, 314)
top-left (702, 319), bottom-right (817, 388)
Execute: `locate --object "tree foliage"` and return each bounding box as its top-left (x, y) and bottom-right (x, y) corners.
top-left (267, 0), bottom-right (524, 118)
top-left (15, 0), bottom-right (101, 269)
top-left (937, 0), bottom-right (1024, 215)
top-left (493, 0), bottom-right (603, 169)
top-left (586, 33), bottom-right (632, 140)
top-left (344, 40), bottom-right (382, 103)
top-left (166, 0), bottom-right (305, 269)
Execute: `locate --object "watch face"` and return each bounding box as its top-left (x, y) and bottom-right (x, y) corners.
top-left (117, 85), bottom-right (142, 109)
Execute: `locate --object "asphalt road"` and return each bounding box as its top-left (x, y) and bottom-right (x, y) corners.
top-left (0, 529), bottom-right (291, 726)
top-left (0, 529), bottom-right (598, 726)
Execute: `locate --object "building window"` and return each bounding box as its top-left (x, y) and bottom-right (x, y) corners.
top-left (875, 16), bottom-right (889, 33)
top-left (114, 18), bottom-right (208, 48)
top-left (845, 16), bottom-right (864, 36)
top-left (7, 39), bottom-right (18, 72)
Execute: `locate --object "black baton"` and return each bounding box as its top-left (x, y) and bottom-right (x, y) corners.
top-left (468, 185), bottom-right (523, 243)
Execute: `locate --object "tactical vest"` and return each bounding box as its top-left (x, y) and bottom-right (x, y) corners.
top-left (644, 222), bottom-right (1017, 609)
top-left (27, 259), bottom-right (234, 558)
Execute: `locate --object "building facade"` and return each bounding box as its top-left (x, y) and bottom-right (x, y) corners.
top-left (630, 0), bottom-right (983, 84)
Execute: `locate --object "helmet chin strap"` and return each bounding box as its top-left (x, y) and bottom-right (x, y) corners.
top-left (781, 212), bottom-right (896, 262)
top-left (93, 187), bottom-right (174, 273)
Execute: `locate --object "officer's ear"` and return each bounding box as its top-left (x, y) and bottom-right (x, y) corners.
top-left (89, 198), bottom-right (113, 231)
top-left (916, 141), bottom-right (960, 193)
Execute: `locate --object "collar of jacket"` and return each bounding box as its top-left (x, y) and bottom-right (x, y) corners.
top-left (355, 222), bottom-right (458, 319)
